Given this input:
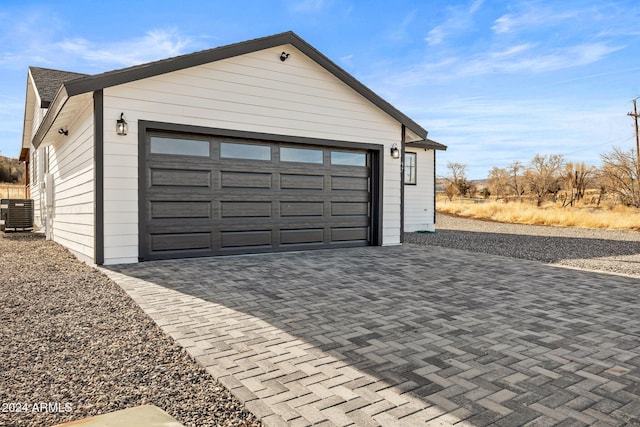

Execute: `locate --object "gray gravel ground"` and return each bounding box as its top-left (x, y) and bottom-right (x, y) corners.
top-left (406, 213), bottom-right (640, 277)
top-left (0, 232), bottom-right (261, 427)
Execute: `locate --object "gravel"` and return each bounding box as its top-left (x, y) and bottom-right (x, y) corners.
top-left (405, 213), bottom-right (640, 277)
top-left (0, 232), bottom-right (261, 427)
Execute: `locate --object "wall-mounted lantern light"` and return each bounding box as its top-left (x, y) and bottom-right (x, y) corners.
top-left (57, 128), bottom-right (68, 136)
top-left (390, 143), bottom-right (400, 159)
top-left (280, 52), bottom-right (290, 62)
top-left (116, 113), bottom-right (128, 136)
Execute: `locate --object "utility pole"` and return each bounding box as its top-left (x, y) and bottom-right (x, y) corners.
top-left (628, 97), bottom-right (640, 174)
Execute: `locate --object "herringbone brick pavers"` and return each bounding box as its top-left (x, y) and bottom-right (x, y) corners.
top-left (104, 244), bottom-right (640, 426)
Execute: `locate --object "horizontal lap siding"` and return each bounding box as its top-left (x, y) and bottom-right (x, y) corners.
top-left (404, 149), bottom-right (435, 232)
top-left (49, 100), bottom-right (95, 262)
top-left (102, 44), bottom-right (402, 264)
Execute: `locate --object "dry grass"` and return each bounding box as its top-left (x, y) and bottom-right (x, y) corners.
top-left (437, 199), bottom-right (640, 231)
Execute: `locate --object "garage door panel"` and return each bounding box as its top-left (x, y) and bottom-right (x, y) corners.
top-left (280, 174), bottom-right (324, 190)
top-left (221, 201), bottom-right (272, 218)
top-left (280, 228), bottom-right (324, 245)
top-left (331, 176), bottom-right (369, 191)
top-left (151, 232), bottom-right (211, 251)
top-left (220, 171), bottom-right (272, 189)
top-left (146, 221), bottom-right (214, 234)
top-left (327, 194), bottom-right (370, 204)
top-left (150, 168), bottom-right (212, 188)
top-left (329, 216), bottom-right (370, 228)
top-left (221, 230), bottom-right (272, 248)
top-left (150, 201), bottom-right (212, 219)
top-left (280, 202), bottom-right (324, 217)
top-left (331, 202), bottom-right (369, 216)
top-left (331, 227), bottom-right (369, 242)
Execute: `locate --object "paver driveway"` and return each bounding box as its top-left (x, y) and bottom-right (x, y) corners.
top-left (104, 244), bottom-right (640, 426)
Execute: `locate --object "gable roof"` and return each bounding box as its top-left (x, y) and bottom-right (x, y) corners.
top-left (29, 67), bottom-right (88, 108)
top-left (33, 31), bottom-right (430, 147)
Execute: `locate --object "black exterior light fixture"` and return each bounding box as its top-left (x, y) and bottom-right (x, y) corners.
top-left (57, 128), bottom-right (68, 136)
top-left (390, 143), bottom-right (400, 159)
top-left (280, 52), bottom-right (290, 62)
top-left (116, 113), bottom-right (128, 136)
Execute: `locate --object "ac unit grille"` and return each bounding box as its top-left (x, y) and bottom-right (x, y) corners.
top-left (0, 199), bottom-right (34, 231)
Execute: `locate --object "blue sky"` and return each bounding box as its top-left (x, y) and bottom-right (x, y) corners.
top-left (1, 1), bottom-right (640, 179)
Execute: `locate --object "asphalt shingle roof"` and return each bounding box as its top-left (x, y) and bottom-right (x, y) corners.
top-left (29, 67), bottom-right (88, 107)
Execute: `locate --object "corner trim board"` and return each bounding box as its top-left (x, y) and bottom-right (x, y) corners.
top-left (94, 90), bottom-right (104, 265)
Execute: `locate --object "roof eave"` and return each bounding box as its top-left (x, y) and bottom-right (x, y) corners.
top-left (32, 85), bottom-right (70, 149)
top-left (406, 139), bottom-right (447, 151)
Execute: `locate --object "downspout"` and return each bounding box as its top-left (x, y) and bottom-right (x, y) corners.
top-left (400, 125), bottom-right (405, 243)
top-left (24, 159), bottom-right (30, 199)
top-left (433, 150), bottom-right (437, 225)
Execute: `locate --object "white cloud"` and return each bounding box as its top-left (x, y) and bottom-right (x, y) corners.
top-left (491, 4), bottom-right (584, 35)
top-left (469, 0), bottom-right (485, 15)
top-left (388, 9), bottom-right (418, 42)
top-left (490, 43), bottom-right (535, 59)
top-left (425, 0), bottom-right (485, 46)
top-left (290, 0), bottom-right (325, 13)
top-left (56, 29), bottom-right (192, 68)
top-left (492, 14), bottom-right (517, 34)
top-left (425, 27), bottom-right (445, 46)
top-left (388, 41), bottom-right (622, 86)
top-left (340, 54), bottom-right (354, 68)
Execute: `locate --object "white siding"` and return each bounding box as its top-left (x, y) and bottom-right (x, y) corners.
top-left (404, 149), bottom-right (436, 232)
top-left (102, 44), bottom-right (404, 263)
top-left (45, 99), bottom-right (95, 263)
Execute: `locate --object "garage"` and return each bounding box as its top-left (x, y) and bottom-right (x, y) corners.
top-left (139, 129), bottom-right (381, 260)
top-left (22, 32), bottom-right (445, 265)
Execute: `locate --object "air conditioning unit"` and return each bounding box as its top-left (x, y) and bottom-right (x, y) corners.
top-left (0, 199), bottom-right (34, 232)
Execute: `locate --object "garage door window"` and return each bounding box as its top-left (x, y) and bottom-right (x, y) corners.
top-left (150, 137), bottom-right (210, 157)
top-left (331, 151), bottom-right (366, 167)
top-left (221, 142), bottom-right (271, 160)
top-left (281, 147), bottom-right (323, 164)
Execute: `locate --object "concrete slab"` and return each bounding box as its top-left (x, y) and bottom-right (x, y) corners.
top-left (52, 405), bottom-right (183, 427)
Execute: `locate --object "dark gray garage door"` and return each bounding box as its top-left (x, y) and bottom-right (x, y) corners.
top-left (140, 131), bottom-right (378, 260)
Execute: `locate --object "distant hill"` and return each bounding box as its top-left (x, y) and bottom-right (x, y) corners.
top-left (0, 155), bottom-right (25, 184)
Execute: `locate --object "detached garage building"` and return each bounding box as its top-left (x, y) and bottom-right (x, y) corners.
top-left (19, 31), bottom-right (446, 265)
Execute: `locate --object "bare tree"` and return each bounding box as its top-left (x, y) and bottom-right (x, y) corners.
top-left (507, 161), bottom-right (525, 202)
top-left (444, 162), bottom-right (473, 198)
top-left (526, 154), bottom-right (564, 207)
top-left (600, 147), bottom-right (640, 207)
top-left (486, 167), bottom-right (510, 200)
top-left (561, 162), bottom-right (595, 206)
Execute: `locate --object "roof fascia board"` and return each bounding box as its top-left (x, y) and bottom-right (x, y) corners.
top-left (32, 85), bottom-right (69, 149)
top-left (22, 71), bottom-right (36, 150)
